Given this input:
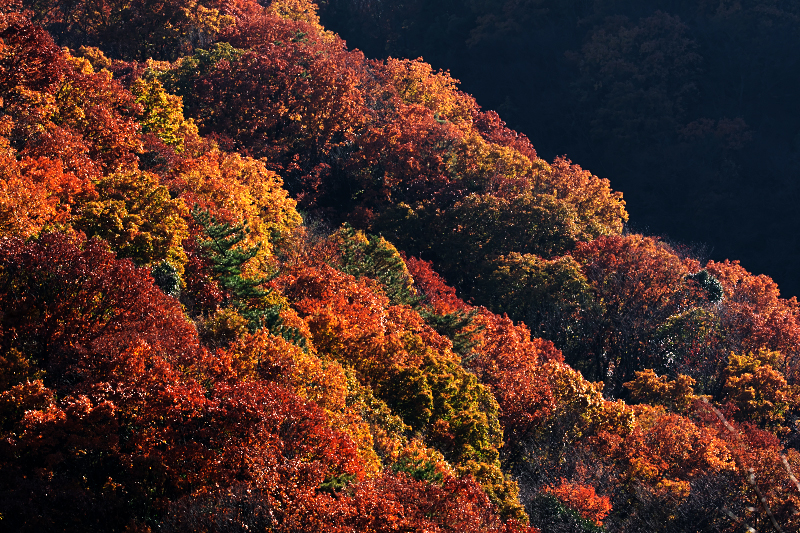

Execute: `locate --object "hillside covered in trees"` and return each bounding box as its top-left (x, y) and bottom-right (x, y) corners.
top-left (319, 0), bottom-right (800, 299)
top-left (1, 0), bottom-right (799, 531)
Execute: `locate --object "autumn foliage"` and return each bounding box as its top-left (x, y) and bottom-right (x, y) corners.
top-left (1, 1), bottom-right (799, 531)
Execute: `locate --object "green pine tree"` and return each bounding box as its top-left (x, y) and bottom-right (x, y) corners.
top-left (337, 223), bottom-right (422, 307)
top-left (192, 207), bottom-right (305, 347)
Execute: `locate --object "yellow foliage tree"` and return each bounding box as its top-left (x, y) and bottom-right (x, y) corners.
top-left (624, 368), bottom-right (700, 413)
top-left (722, 349), bottom-right (798, 434)
top-left (176, 150), bottom-right (302, 271)
top-left (131, 71), bottom-right (198, 151)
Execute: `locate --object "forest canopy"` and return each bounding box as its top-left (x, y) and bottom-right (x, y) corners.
top-left (1, 0), bottom-right (799, 531)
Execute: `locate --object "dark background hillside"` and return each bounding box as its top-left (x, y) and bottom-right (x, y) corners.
top-left (318, 0), bottom-right (800, 298)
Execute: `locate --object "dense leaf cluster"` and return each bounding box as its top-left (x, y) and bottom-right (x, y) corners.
top-left (1, 1), bottom-right (799, 532)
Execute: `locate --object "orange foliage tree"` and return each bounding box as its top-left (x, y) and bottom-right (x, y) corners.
top-left (571, 234), bottom-right (706, 395)
top-left (707, 260), bottom-right (800, 383)
top-left (543, 479), bottom-right (612, 526)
